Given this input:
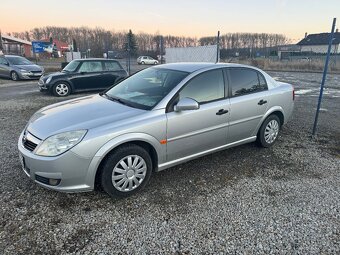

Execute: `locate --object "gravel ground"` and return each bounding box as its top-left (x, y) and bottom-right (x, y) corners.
top-left (0, 71), bottom-right (339, 254)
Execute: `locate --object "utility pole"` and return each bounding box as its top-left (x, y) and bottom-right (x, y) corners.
top-left (312, 18), bottom-right (337, 136)
top-left (216, 31), bottom-right (220, 63)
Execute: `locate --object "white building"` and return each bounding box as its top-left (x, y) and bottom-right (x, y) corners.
top-left (297, 31), bottom-right (340, 54)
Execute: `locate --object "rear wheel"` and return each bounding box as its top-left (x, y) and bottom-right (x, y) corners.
top-left (11, 71), bottom-right (19, 81)
top-left (100, 144), bottom-right (153, 198)
top-left (141, 61), bottom-right (145, 65)
top-left (257, 115), bottom-right (280, 147)
top-left (53, 82), bottom-right (71, 97)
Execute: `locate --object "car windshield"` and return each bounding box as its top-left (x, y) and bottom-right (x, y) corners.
top-left (7, 56), bottom-right (32, 65)
top-left (104, 68), bottom-right (189, 110)
top-left (63, 61), bottom-right (80, 72)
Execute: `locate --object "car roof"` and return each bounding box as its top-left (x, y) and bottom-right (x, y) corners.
top-left (73, 58), bottom-right (118, 62)
top-left (4, 55), bottom-right (24, 58)
top-left (154, 62), bottom-right (254, 73)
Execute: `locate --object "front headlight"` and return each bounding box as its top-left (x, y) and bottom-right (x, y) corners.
top-left (35, 130), bottom-right (87, 156)
top-left (46, 76), bottom-right (52, 84)
top-left (20, 69), bottom-right (30, 73)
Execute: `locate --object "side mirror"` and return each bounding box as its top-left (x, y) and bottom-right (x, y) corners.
top-left (174, 97), bottom-right (199, 112)
top-left (4, 62), bottom-right (9, 66)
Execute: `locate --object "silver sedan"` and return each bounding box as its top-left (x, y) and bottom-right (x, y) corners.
top-left (18, 63), bottom-right (294, 198)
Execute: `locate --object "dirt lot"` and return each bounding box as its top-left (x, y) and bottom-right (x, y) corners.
top-left (0, 71), bottom-right (339, 254)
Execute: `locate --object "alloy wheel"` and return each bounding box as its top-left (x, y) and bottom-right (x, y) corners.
top-left (11, 72), bottom-right (18, 81)
top-left (55, 83), bottom-right (69, 96)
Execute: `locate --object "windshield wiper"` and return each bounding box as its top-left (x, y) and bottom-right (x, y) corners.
top-left (103, 93), bottom-right (128, 106)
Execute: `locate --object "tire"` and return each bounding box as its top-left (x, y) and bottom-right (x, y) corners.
top-left (154, 61), bottom-right (158, 65)
top-left (257, 115), bottom-right (281, 148)
top-left (141, 61), bottom-right (145, 65)
top-left (52, 82), bottom-right (71, 97)
top-left (100, 144), bottom-right (153, 198)
top-left (11, 71), bottom-right (19, 81)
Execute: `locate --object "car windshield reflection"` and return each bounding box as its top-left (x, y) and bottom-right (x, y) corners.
top-left (104, 68), bottom-right (188, 110)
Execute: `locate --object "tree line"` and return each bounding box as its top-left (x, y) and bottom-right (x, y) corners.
top-left (8, 26), bottom-right (290, 58)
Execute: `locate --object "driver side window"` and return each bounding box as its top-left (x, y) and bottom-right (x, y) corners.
top-left (179, 69), bottom-right (225, 104)
top-left (78, 61), bottom-right (103, 72)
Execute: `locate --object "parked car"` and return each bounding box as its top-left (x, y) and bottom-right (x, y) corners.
top-left (38, 58), bottom-right (128, 97)
top-left (137, 56), bottom-right (159, 65)
top-left (0, 55), bottom-right (44, 80)
top-left (18, 63), bottom-right (294, 198)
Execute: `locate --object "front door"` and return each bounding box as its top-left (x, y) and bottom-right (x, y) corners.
top-left (166, 69), bottom-right (229, 162)
top-left (71, 61), bottom-right (104, 90)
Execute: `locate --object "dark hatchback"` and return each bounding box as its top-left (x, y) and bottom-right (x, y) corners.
top-left (38, 58), bottom-right (128, 97)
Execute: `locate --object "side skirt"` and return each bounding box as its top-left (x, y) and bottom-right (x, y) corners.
top-left (157, 136), bottom-right (257, 171)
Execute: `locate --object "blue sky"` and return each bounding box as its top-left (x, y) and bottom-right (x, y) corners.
top-left (1, 0), bottom-right (339, 42)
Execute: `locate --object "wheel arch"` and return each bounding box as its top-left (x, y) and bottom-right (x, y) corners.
top-left (88, 133), bottom-right (164, 190)
top-left (253, 106), bottom-right (285, 136)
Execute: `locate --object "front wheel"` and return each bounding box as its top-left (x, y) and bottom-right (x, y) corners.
top-left (100, 144), bottom-right (153, 198)
top-left (53, 82), bottom-right (71, 97)
top-left (154, 61), bottom-right (158, 65)
top-left (11, 71), bottom-right (19, 81)
top-left (141, 61), bottom-right (145, 65)
top-left (257, 115), bottom-right (281, 147)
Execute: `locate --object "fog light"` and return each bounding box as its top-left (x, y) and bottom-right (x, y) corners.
top-left (49, 178), bottom-right (61, 186)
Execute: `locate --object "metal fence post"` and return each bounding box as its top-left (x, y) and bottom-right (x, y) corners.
top-left (127, 32), bottom-right (131, 75)
top-left (160, 36), bottom-right (164, 64)
top-left (216, 31), bottom-right (220, 63)
top-left (312, 18), bottom-right (336, 136)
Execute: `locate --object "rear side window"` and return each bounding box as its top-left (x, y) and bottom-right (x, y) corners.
top-left (104, 61), bottom-right (122, 71)
top-left (179, 69), bottom-right (224, 104)
top-left (229, 68), bottom-right (267, 97)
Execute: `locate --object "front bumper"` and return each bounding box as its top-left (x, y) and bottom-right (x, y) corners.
top-left (38, 78), bottom-right (52, 91)
top-left (18, 131), bottom-right (95, 192)
top-left (18, 72), bottom-right (43, 80)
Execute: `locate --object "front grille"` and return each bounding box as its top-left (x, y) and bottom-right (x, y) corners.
top-left (22, 131), bottom-right (41, 152)
top-left (35, 174), bottom-right (49, 185)
top-left (23, 139), bottom-right (37, 152)
top-left (31, 71), bottom-right (42, 74)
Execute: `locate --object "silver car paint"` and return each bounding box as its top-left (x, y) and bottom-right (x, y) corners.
top-left (0, 55), bottom-right (43, 79)
top-left (18, 63), bottom-right (294, 192)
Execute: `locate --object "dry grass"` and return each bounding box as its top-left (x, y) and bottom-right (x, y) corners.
top-left (226, 58), bottom-right (340, 73)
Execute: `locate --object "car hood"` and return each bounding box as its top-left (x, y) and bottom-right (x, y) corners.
top-left (42, 71), bottom-right (68, 80)
top-left (27, 95), bottom-right (145, 140)
top-left (13, 64), bottom-right (43, 72)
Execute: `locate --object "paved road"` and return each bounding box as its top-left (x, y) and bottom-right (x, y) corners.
top-left (0, 81), bottom-right (38, 99)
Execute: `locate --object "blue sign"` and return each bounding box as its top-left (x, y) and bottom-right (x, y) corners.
top-left (32, 41), bottom-right (53, 53)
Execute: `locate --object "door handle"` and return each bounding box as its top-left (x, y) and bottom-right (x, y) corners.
top-left (216, 109), bottom-right (229, 115)
top-left (258, 99), bottom-right (267, 105)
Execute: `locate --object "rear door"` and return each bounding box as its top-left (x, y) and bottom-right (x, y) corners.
top-left (226, 67), bottom-right (269, 143)
top-left (71, 61), bottom-right (104, 90)
top-left (166, 69), bottom-right (230, 162)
